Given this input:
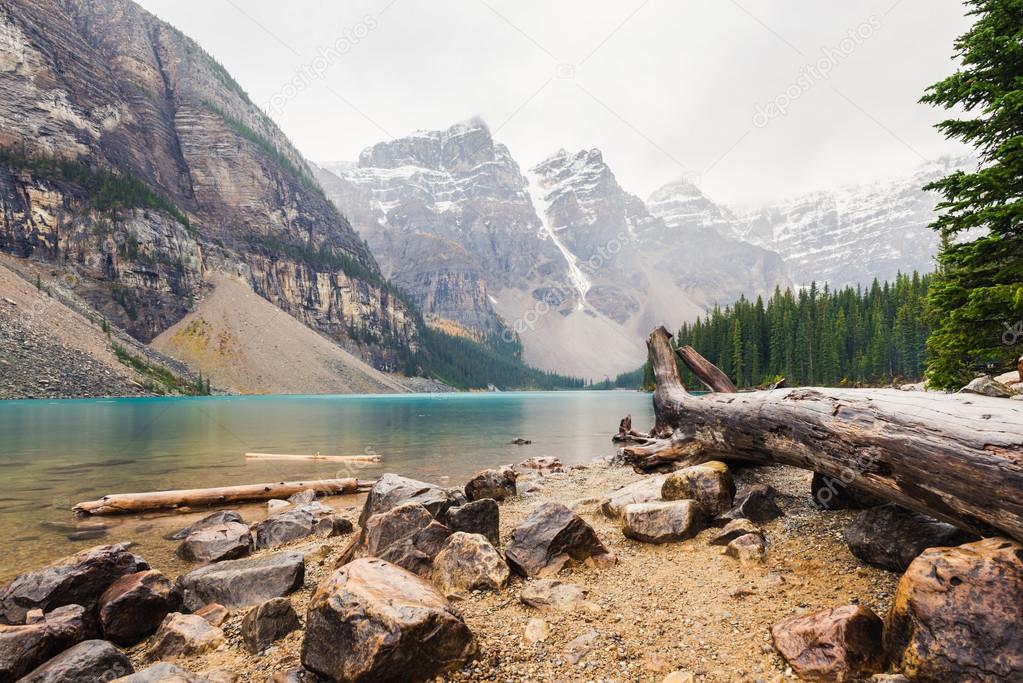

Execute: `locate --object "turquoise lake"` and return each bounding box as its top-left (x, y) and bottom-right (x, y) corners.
top-left (0, 391), bottom-right (653, 580)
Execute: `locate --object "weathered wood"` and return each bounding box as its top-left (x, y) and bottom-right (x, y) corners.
top-left (1018, 354), bottom-right (1023, 383)
top-left (74, 478), bottom-right (373, 516)
top-left (244, 452), bottom-right (381, 463)
top-left (612, 414), bottom-right (654, 444)
top-left (621, 326), bottom-right (1023, 542)
top-left (677, 345), bottom-right (738, 393)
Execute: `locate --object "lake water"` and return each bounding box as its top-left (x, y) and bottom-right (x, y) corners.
top-left (0, 391), bottom-right (652, 581)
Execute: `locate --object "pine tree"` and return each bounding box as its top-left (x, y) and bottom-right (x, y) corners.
top-left (921, 0), bottom-right (1023, 388)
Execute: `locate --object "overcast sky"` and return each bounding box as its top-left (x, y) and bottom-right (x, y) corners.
top-left (137, 0), bottom-right (972, 206)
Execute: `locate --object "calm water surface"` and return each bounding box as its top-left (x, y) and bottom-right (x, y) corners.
top-left (0, 391), bottom-right (652, 580)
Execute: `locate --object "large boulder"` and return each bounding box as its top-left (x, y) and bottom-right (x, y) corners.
top-left (358, 474), bottom-right (456, 527)
top-left (431, 532), bottom-right (510, 597)
top-left (0, 544), bottom-right (149, 624)
top-left (301, 558), bottom-right (477, 682)
top-left (176, 551), bottom-right (305, 611)
top-left (176, 523), bottom-right (253, 563)
top-left (959, 375), bottom-right (1014, 398)
top-left (811, 472), bottom-right (885, 510)
top-left (357, 503), bottom-right (451, 577)
top-left (0, 604), bottom-right (93, 681)
top-left (504, 503), bottom-right (614, 577)
top-left (884, 538), bottom-right (1023, 682)
top-left (772, 605), bottom-right (886, 682)
top-left (252, 508), bottom-right (316, 550)
top-left (661, 461), bottom-right (735, 516)
top-left (464, 467), bottom-right (517, 502)
top-left (446, 498), bottom-right (500, 547)
top-left (240, 598), bottom-right (301, 654)
top-left (621, 501), bottom-right (703, 544)
top-left (147, 613), bottom-right (224, 661)
top-left (17, 639), bottom-right (133, 683)
top-left (844, 504), bottom-right (976, 572)
top-left (719, 484), bottom-right (783, 524)
top-left (98, 570), bottom-right (183, 646)
top-left (165, 511), bottom-right (244, 541)
top-left (599, 476), bottom-right (666, 520)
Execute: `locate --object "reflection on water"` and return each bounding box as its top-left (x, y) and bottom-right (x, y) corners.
top-left (0, 391), bottom-right (652, 580)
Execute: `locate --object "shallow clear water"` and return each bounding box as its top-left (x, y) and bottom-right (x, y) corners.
top-left (0, 391), bottom-right (652, 580)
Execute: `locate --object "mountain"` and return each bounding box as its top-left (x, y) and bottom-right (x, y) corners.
top-left (320, 127), bottom-right (793, 378)
top-left (0, 0), bottom-right (416, 375)
top-left (729, 157), bottom-right (974, 288)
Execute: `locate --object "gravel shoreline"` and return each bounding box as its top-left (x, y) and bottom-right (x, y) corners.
top-left (110, 459), bottom-right (899, 682)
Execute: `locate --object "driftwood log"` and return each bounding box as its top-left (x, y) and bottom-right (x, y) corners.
top-left (677, 345), bottom-right (738, 393)
top-left (244, 452), bottom-right (381, 463)
top-left (74, 477), bottom-right (373, 516)
top-left (620, 326), bottom-right (1023, 542)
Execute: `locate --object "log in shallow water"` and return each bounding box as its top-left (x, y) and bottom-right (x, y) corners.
top-left (73, 477), bottom-right (373, 515)
top-left (622, 326), bottom-right (1023, 542)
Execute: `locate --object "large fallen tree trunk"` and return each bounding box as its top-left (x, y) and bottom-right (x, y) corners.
top-left (74, 478), bottom-right (374, 516)
top-left (621, 326), bottom-right (1023, 542)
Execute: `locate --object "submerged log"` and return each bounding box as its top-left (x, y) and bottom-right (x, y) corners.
top-left (244, 453), bottom-right (381, 463)
top-left (621, 326), bottom-right (1023, 542)
top-left (74, 478), bottom-right (373, 516)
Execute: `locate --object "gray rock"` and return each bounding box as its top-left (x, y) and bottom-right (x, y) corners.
top-left (98, 570), bottom-right (182, 646)
top-left (719, 484), bottom-right (783, 524)
top-left (446, 498), bottom-right (500, 547)
top-left (959, 375), bottom-right (1015, 398)
top-left (0, 544), bottom-right (149, 624)
top-left (621, 500), bottom-right (704, 544)
top-left (312, 515), bottom-right (354, 539)
top-left (464, 467), bottom-right (517, 502)
top-left (177, 523), bottom-right (253, 563)
top-left (252, 508), bottom-right (316, 550)
top-left (287, 489), bottom-right (318, 506)
top-left (112, 662), bottom-right (203, 682)
top-left (725, 533), bottom-right (767, 565)
top-left (505, 503), bottom-right (613, 577)
top-left (176, 551), bottom-right (305, 611)
top-left (17, 639), bottom-right (133, 683)
top-left (845, 504), bottom-right (976, 572)
top-left (165, 511), bottom-right (244, 541)
top-left (301, 558), bottom-right (476, 682)
top-left (147, 613), bottom-right (224, 660)
top-left (240, 598), bottom-right (300, 654)
top-left (357, 474), bottom-right (457, 527)
top-left (0, 604), bottom-right (94, 681)
top-left (600, 476), bottom-right (666, 520)
top-left (431, 532), bottom-right (510, 597)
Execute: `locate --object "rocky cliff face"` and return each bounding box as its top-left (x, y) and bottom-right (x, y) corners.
top-left (0, 0), bottom-right (416, 366)
top-left (730, 157), bottom-right (974, 288)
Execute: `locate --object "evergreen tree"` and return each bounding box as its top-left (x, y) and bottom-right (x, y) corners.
top-left (921, 0), bottom-right (1023, 388)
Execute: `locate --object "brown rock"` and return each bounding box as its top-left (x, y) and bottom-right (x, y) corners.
top-left (17, 639), bottom-right (133, 683)
top-left (240, 598), bottom-right (300, 654)
top-left (431, 532), bottom-right (510, 597)
top-left (194, 603), bottom-right (228, 627)
top-left (252, 508), bottom-right (316, 550)
top-left (147, 613), bottom-right (224, 661)
top-left (720, 484), bottom-right (783, 524)
top-left (517, 456), bottom-right (562, 472)
top-left (661, 461), bottom-right (735, 516)
top-left (175, 551), bottom-right (305, 611)
top-left (357, 474), bottom-right (456, 528)
top-left (845, 504), bottom-right (976, 572)
top-left (959, 375), bottom-right (1014, 398)
top-left (772, 605), bottom-right (885, 682)
top-left (359, 503), bottom-right (452, 577)
top-left (709, 518), bottom-right (762, 546)
top-left (505, 503), bottom-right (613, 577)
top-left (301, 558), bottom-right (477, 682)
top-left (464, 466), bottom-right (517, 502)
top-left (312, 515), bottom-right (354, 539)
top-left (0, 604), bottom-right (94, 681)
top-left (725, 533), bottom-right (767, 565)
top-left (98, 570), bottom-right (183, 646)
top-left (165, 511), bottom-right (244, 541)
top-left (621, 500), bottom-right (704, 544)
top-left (177, 522), bottom-right (253, 563)
top-left (0, 544), bottom-right (149, 624)
top-left (520, 580), bottom-right (600, 614)
top-left (446, 498), bottom-right (500, 547)
top-left (884, 538), bottom-right (1023, 682)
